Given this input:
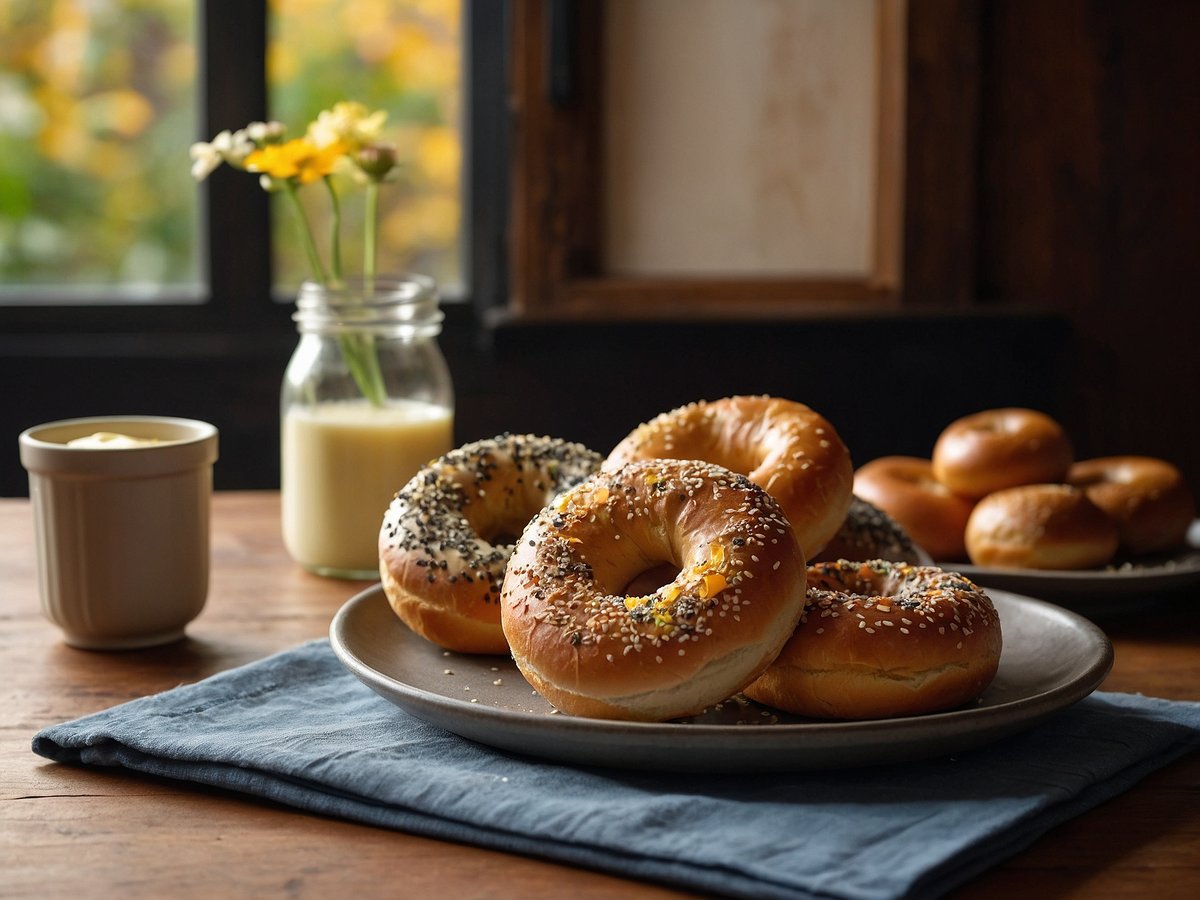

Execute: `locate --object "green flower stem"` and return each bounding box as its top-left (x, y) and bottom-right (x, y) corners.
top-left (339, 332), bottom-right (387, 407)
top-left (324, 176), bottom-right (343, 284)
top-left (338, 179), bottom-right (388, 406)
top-left (284, 184), bottom-right (330, 285)
top-left (364, 179), bottom-right (379, 288)
top-left (285, 174), bottom-right (385, 407)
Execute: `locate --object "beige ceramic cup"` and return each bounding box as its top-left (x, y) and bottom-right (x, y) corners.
top-left (18, 416), bottom-right (219, 649)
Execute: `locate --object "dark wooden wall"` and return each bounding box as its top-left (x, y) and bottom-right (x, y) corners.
top-left (899, 0), bottom-right (1199, 490)
top-left (3, 0), bottom-right (1197, 499)
top-left (974, 0), bottom-right (1199, 486)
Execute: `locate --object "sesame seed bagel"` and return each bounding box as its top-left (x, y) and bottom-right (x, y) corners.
top-left (500, 458), bottom-right (808, 722)
top-left (603, 395), bottom-right (854, 559)
top-left (744, 560), bottom-right (1002, 720)
top-left (379, 434), bottom-right (603, 654)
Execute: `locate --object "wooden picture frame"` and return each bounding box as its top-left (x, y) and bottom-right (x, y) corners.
top-left (504, 0), bottom-right (911, 321)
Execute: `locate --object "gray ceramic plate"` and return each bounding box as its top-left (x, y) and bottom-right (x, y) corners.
top-left (329, 585), bottom-right (1113, 772)
top-left (945, 520), bottom-right (1200, 610)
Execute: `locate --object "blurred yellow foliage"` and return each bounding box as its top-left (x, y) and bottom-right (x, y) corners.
top-left (418, 126), bottom-right (460, 189)
top-left (84, 90), bottom-right (154, 138)
top-left (270, 0), bottom-right (462, 287)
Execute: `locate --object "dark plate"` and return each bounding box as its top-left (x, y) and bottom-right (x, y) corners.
top-left (945, 520), bottom-right (1200, 612)
top-left (330, 585), bottom-right (1113, 772)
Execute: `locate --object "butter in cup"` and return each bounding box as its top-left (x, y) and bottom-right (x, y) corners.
top-left (18, 416), bottom-right (219, 650)
top-left (66, 431), bottom-right (166, 449)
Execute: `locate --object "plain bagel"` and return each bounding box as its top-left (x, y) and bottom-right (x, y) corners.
top-left (853, 456), bottom-right (975, 561)
top-left (1068, 456), bottom-right (1195, 555)
top-left (932, 408), bottom-right (1073, 500)
top-left (964, 483), bottom-right (1119, 570)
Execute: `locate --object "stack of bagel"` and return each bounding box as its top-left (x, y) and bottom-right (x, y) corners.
top-left (854, 408), bottom-right (1195, 570)
top-left (376, 396), bottom-right (1003, 724)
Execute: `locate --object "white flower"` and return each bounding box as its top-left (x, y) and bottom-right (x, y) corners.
top-left (307, 101), bottom-right (387, 150)
top-left (246, 120), bottom-right (286, 144)
top-left (223, 128), bottom-right (257, 167)
top-left (188, 130), bottom-right (231, 181)
top-left (189, 128), bottom-right (259, 180)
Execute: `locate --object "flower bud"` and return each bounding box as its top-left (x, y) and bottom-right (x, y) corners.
top-left (354, 144), bottom-right (398, 180)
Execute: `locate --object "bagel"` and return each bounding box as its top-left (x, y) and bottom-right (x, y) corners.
top-left (964, 483), bottom-right (1119, 570)
top-left (744, 560), bottom-right (1002, 720)
top-left (379, 434), bottom-right (603, 653)
top-left (1067, 456), bottom-right (1195, 555)
top-left (853, 456), bottom-right (975, 561)
top-left (604, 395), bottom-right (853, 558)
top-left (932, 408), bottom-right (1073, 499)
top-left (500, 458), bottom-right (808, 721)
top-left (815, 496), bottom-right (925, 564)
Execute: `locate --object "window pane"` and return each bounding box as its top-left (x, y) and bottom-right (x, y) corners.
top-left (0, 0), bottom-right (197, 300)
top-left (268, 0), bottom-right (463, 294)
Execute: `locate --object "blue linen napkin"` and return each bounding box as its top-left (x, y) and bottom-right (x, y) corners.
top-left (32, 639), bottom-right (1200, 900)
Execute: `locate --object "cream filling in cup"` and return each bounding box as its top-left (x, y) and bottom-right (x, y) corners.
top-left (18, 416), bottom-right (219, 650)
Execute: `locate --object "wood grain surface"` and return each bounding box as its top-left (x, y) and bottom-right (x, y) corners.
top-left (2, 493), bottom-right (1198, 899)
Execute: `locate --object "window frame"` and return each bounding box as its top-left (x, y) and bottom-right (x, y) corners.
top-left (498, 0), bottom-right (912, 323)
top-left (0, 3), bottom-right (283, 340)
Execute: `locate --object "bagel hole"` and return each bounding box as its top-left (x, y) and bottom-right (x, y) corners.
top-left (478, 523), bottom-right (525, 548)
top-left (621, 562), bottom-right (681, 596)
top-left (470, 511), bottom-right (530, 549)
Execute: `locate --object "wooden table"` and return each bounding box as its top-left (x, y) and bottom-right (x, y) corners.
top-left (2, 492), bottom-right (1198, 898)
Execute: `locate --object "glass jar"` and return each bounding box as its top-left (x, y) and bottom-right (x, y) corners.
top-left (281, 276), bottom-right (454, 579)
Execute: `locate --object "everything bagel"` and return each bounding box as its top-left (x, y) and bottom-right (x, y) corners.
top-left (379, 434), bottom-right (602, 653)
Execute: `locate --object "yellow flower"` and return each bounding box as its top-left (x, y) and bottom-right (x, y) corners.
top-left (244, 138), bottom-right (346, 185)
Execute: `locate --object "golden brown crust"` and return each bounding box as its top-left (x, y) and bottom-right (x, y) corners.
top-left (603, 395), bottom-right (853, 559)
top-left (744, 560), bottom-right (1002, 720)
top-left (500, 459), bottom-right (807, 721)
top-left (852, 456), bottom-right (975, 561)
top-left (1067, 456), bottom-right (1196, 554)
top-left (932, 408), bottom-right (1073, 500)
top-left (378, 434), bottom-right (603, 653)
top-left (965, 484), bottom-right (1119, 570)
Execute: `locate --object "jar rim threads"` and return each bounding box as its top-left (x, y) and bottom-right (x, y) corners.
top-left (293, 275), bottom-right (444, 335)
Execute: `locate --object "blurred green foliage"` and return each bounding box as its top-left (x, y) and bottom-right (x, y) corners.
top-left (0, 0), bottom-right (197, 291)
top-left (0, 0), bottom-right (461, 296)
